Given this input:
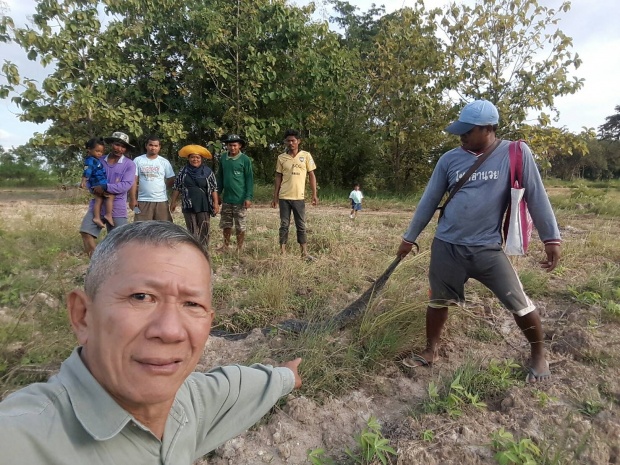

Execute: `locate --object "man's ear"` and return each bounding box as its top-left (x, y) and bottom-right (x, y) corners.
top-left (67, 289), bottom-right (91, 346)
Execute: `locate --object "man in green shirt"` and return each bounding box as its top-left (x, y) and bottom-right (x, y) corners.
top-left (0, 222), bottom-right (301, 464)
top-left (216, 134), bottom-right (254, 252)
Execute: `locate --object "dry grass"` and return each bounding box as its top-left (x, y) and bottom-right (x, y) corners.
top-left (1, 186), bottom-right (619, 404)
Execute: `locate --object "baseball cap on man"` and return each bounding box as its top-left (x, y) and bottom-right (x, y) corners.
top-left (103, 131), bottom-right (135, 149)
top-left (445, 100), bottom-right (499, 135)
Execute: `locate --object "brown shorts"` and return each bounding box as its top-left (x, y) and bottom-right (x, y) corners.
top-left (79, 210), bottom-right (128, 237)
top-left (134, 201), bottom-right (172, 222)
top-left (219, 203), bottom-right (247, 233)
top-left (428, 238), bottom-right (535, 316)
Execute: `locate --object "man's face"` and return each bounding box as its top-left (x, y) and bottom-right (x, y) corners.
top-left (460, 126), bottom-right (491, 152)
top-left (70, 243), bottom-right (214, 412)
top-left (285, 136), bottom-right (299, 153)
top-left (111, 142), bottom-right (128, 156)
top-left (146, 140), bottom-right (161, 157)
top-left (228, 142), bottom-right (242, 156)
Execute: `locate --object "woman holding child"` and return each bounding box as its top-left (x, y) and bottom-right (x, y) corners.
top-left (171, 145), bottom-right (220, 250)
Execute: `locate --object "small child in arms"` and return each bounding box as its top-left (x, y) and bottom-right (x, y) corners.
top-left (80, 138), bottom-right (114, 228)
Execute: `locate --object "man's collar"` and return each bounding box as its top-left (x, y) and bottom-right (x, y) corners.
top-left (58, 348), bottom-right (134, 441)
top-left (285, 150), bottom-right (305, 157)
top-left (105, 154), bottom-right (126, 163)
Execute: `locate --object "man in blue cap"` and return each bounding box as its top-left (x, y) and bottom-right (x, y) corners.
top-left (396, 100), bottom-right (561, 382)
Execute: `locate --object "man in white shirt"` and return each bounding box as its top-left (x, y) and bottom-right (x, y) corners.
top-left (130, 135), bottom-right (176, 221)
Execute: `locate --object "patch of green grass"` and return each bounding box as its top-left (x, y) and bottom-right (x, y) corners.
top-left (416, 359), bottom-right (521, 419)
top-left (578, 399), bottom-right (604, 417)
top-left (580, 349), bottom-right (615, 369)
top-left (519, 269), bottom-right (549, 298)
top-left (489, 428), bottom-right (541, 465)
top-left (550, 184), bottom-right (620, 217)
top-left (566, 262), bottom-right (620, 320)
top-left (466, 324), bottom-right (503, 343)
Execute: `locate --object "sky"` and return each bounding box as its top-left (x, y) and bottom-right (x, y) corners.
top-left (1, 0), bottom-right (619, 148)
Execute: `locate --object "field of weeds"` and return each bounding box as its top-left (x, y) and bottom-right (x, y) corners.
top-left (0, 183), bottom-right (619, 464)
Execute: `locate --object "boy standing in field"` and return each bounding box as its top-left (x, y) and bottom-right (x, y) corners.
top-left (271, 129), bottom-right (318, 260)
top-left (349, 183), bottom-right (363, 219)
top-left (80, 137), bottom-right (115, 228)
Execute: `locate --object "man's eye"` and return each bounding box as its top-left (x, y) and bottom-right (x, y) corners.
top-left (130, 293), bottom-right (151, 302)
top-left (184, 301), bottom-right (200, 307)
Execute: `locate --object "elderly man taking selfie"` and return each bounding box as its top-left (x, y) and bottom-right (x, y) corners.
top-left (0, 221), bottom-right (301, 464)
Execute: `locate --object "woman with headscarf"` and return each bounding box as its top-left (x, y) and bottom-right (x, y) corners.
top-left (171, 145), bottom-right (220, 249)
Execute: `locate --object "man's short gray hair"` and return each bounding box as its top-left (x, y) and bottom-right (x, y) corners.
top-left (84, 221), bottom-right (210, 298)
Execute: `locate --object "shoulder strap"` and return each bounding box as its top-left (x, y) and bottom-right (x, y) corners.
top-left (509, 140), bottom-right (524, 188)
top-left (438, 139), bottom-right (502, 217)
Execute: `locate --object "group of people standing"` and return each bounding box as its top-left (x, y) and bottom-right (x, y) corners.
top-left (79, 129), bottom-right (319, 259)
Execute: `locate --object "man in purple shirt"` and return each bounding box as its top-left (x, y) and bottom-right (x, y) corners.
top-left (79, 131), bottom-right (137, 256)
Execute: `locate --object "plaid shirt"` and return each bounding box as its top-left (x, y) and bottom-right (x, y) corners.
top-left (83, 156), bottom-right (107, 188)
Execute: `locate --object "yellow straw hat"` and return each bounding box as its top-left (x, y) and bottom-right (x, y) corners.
top-left (178, 144), bottom-right (212, 159)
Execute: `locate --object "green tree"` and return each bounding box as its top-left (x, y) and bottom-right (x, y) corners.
top-left (439, 0), bottom-right (584, 134)
top-left (599, 105), bottom-right (620, 140)
top-left (364, 6), bottom-right (451, 189)
top-left (1, 0), bottom-right (352, 180)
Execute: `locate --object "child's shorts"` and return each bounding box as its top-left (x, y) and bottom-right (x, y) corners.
top-left (89, 183), bottom-right (108, 195)
top-left (351, 201), bottom-right (362, 211)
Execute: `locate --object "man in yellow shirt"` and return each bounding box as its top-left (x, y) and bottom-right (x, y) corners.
top-left (271, 129), bottom-right (318, 260)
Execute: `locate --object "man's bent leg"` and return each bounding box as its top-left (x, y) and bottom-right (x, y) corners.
top-left (472, 245), bottom-right (547, 380)
top-left (422, 305), bottom-right (448, 363)
top-left (514, 310), bottom-right (548, 380)
top-left (79, 210), bottom-right (103, 257)
top-left (81, 232), bottom-right (97, 258)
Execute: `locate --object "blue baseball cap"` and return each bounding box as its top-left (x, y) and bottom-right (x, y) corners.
top-left (445, 100), bottom-right (499, 135)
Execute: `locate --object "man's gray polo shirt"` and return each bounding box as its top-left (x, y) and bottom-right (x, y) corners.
top-left (0, 348), bottom-right (295, 464)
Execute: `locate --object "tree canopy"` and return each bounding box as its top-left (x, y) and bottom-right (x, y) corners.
top-left (0, 0), bottom-right (594, 189)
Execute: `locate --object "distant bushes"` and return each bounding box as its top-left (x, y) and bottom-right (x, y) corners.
top-left (0, 160), bottom-right (57, 187)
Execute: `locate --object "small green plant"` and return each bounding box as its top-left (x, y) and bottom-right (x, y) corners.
top-left (307, 447), bottom-right (335, 465)
top-left (345, 416), bottom-right (397, 465)
top-left (533, 389), bottom-right (557, 408)
top-left (420, 429), bottom-right (434, 442)
top-left (490, 428), bottom-right (541, 465)
top-left (423, 374), bottom-right (487, 418)
top-left (578, 400), bottom-right (604, 417)
top-left (420, 359), bottom-right (519, 418)
top-left (568, 286), bottom-right (602, 306)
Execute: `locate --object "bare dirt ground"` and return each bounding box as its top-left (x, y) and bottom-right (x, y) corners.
top-left (1, 188), bottom-right (619, 465)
